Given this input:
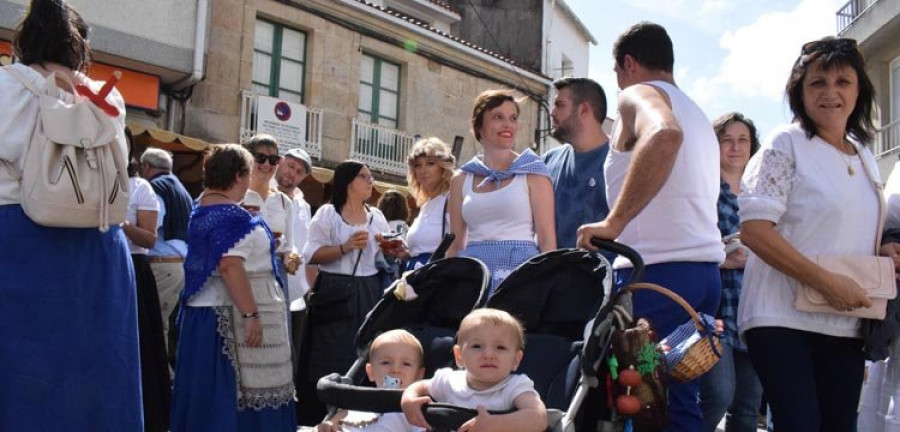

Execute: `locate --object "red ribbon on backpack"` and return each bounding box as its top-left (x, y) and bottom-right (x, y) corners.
top-left (75, 70), bottom-right (121, 117)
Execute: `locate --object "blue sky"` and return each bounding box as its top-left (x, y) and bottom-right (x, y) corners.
top-left (566, 0), bottom-right (847, 138)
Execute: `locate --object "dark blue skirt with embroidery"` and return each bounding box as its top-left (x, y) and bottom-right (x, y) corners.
top-left (0, 204), bottom-right (142, 430)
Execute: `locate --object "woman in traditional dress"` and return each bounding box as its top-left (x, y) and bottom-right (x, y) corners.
top-left (170, 144), bottom-right (296, 431)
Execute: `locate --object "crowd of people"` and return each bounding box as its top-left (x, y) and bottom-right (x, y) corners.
top-left (1, 1), bottom-right (898, 431)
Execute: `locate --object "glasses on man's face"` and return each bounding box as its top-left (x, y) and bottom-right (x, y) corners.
top-left (801, 38), bottom-right (857, 56)
top-left (252, 152), bottom-right (282, 165)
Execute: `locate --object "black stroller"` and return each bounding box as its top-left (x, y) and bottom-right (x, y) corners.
top-left (316, 239), bottom-right (650, 432)
top-left (314, 255), bottom-right (491, 415)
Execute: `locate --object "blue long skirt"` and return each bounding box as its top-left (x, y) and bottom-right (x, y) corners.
top-left (0, 204), bottom-right (142, 430)
top-left (170, 306), bottom-right (297, 432)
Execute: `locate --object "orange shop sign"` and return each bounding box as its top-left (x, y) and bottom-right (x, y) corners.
top-left (1, 40), bottom-right (159, 111)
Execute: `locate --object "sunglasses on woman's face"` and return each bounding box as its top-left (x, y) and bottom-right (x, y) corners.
top-left (252, 152), bottom-right (282, 165)
top-left (801, 38), bottom-right (857, 55)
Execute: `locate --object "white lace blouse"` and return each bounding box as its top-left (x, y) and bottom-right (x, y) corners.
top-left (737, 123), bottom-right (880, 339)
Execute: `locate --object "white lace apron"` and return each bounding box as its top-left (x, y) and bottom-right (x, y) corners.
top-left (207, 273), bottom-right (294, 410)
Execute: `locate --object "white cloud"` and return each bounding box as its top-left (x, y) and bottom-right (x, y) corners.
top-left (714, 0), bottom-right (843, 100)
top-left (618, 0), bottom-right (739, 27)
top-left (682, 0), bottom-right (846, 106)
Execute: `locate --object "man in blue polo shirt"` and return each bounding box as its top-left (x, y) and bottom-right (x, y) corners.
top-left (542, 77), bottom-right (610, 248)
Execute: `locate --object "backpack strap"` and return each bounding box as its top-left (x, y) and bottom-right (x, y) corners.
top-left (1, 67), bottom-right (33, 181)
top-left (4, 66), bottom-right (40, 96)
top-left (5, 65), bottom-right (79, 98)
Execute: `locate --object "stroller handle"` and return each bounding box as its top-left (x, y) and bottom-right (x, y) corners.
top-left (589, 238), bottom-right (644, 285)
top-left (580, 239), bottom-right (644, 381)
top-left (428, 233), bottom-right (456, 264)
top-left (423, 403), bottom-right (515, 432)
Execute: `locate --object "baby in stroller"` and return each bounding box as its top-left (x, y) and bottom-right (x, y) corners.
top-left (316, 329), bottom-right (425, 432)
top-left (401, 308), bottom-right (548, 432)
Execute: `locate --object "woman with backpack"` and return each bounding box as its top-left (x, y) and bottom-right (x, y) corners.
top-left (0, 0), bottom-right (142, 429)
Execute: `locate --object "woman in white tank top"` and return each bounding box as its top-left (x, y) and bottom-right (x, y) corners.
top-left (446, 90), bottom-right (556, 296)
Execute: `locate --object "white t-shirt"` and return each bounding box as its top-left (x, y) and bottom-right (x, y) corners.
top-left (286, 189), bottom-right (312, 311)
top-left (737, 123), bottom-right (880, 339)
top-left (0, 63), bottom-right (127, 205)
top-left (428, 368), bottom-right (538, 412)
top-left (303, 204), bottom-right (391, 277)
top-left (406, 193), bottom-right (449, 257)
top-left (604, 80), bottom-right (723, 268)
top-left (243, 188), bottom-right (295, 254)
top-left (341, 412), bottom-right (423, 432)
top-left (126, 177), bottom-right (160, 255)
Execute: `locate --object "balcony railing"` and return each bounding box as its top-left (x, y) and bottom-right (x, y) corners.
top-left (836, 0), bottom-right (877, 33)
top-left (239, 91), bottom-right (323, 159)
top-left (350, 119), bottom-right (415, 177)
top-left (875, 119), bottom-right (900, 158)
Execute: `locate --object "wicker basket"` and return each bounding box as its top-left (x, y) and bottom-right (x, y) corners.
top-left (623, 282), bottom-right (723, 383)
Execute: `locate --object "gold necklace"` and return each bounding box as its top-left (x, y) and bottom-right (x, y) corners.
top-left (839, 142), bottom-right (857, 176)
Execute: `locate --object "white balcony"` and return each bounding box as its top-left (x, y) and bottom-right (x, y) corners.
top-left (239, 91), bottom-right (323, 159)
top-left (875, 119), bottom-right (900, 158)
top-left (350, 119), bottom-right (415, 177)
top-left (836, 0), bottom-right (876, 33)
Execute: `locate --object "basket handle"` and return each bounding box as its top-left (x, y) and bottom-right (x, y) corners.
top-left (620, 282), bottom-right (710, 334)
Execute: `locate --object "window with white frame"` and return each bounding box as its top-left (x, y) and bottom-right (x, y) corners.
top-left (358, 53), bottom-right (401, 129)
top-left (253, 19), bottom-right (306, 104)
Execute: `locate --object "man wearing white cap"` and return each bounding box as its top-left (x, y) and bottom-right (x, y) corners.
top-left (274, 147), bottom-right (316, 414)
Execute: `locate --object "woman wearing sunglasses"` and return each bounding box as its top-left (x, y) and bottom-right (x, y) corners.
top-left (243, 135), bottom-right (302, 284)
top-left (737, 36), bottom-right (881, 431)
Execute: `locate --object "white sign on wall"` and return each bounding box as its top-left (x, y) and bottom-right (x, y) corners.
top-left (256, 96), bottom-right (307, 151)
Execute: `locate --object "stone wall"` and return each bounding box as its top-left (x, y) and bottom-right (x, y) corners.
top-left (186, 0), bottom-right (549, 174)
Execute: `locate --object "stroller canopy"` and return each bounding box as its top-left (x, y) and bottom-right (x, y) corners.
top-left (354, 257), bottom-right (490, 368)
top-left (487, 248), bottom-right (612, 410)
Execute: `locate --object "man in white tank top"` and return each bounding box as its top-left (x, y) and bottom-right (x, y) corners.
top-left (575, 22), bottom-right (724, 432)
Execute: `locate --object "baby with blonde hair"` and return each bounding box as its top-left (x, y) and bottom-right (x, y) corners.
top-left (317, 329), bottom-right (426, 432)
top-left (401, 308), bottom-right (548, 432)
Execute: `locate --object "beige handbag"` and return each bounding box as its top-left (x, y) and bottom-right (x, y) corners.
top-left (1, 66), bottom-right (128, 231)
top-left (794, 143), bottom-right (897, 319)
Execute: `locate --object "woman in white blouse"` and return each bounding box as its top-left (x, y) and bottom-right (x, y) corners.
top-left (299, 160), bottom-right (394, 425)
top-left (738, 37), bottom-right (883, 431)
top-left (242, 134), bottom-right (301, 280)
top-left (404, 137), bottom-right (455, 270)
top-left (122, 130), bottom-right (170, 432)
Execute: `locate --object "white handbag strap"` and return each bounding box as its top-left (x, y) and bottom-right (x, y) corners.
top-left (852, 141), bottom-right (885, 253)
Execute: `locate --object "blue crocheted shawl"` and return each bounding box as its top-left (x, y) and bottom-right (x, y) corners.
top-left (459, 149), bottom-right (550, 189)
top-left (182, 204), bottom-right (283, 303)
